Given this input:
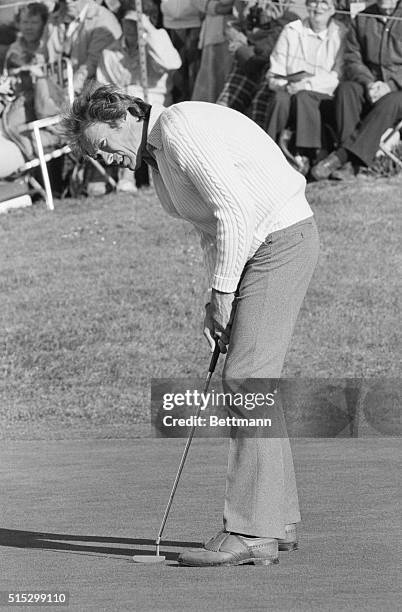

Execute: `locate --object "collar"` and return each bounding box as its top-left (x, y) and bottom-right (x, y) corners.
top-left (147, 104), bottom-right (165, 151)
top-left (139, 104), bottom-right (166, 170)
top-left (78, 4), bottom-right (89, 22)
top-left (65, 3), bottom-right (89, 35)
top-left (302, 19), bottom-right (330, 40)
top-left (135, 105), bottom-right (164, 171)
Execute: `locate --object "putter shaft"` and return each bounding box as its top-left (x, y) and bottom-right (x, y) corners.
top-left (155, 342), bottom-right (221, 554)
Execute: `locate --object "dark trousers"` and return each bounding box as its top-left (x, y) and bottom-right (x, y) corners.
top-left (261, 89), bottom-right (334, 148)
top-left (336, 81), bottom-right (402, 166)
top-left (168, 27), bottom-right (201, 103)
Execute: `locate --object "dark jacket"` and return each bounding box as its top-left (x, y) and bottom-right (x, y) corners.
top-left (236, 10), bottom-right (299, 80)
top-left (344, 1), bottom-right (402, 90)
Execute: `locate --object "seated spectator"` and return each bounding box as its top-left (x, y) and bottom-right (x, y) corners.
top-left (44, 0), bottom-right (122, 196)
top-left (0, 3), bottom-right (64, 176)
top-left (161, 0), bottom-right (202, 102)
top-left (216, 0), bottom-right (300, 123)
top-left (191, 0), bottom-right (234, 103)
top-left (45, 0), bottom-right (122, 94)
top-left (5, 2), bottom-right (48, 71)
top-left (262, 0), bottom-right (346, 174)
top-left (312, 0), bottom-right (402, 180)
top-left (96, 8), bottom-right (181, 192)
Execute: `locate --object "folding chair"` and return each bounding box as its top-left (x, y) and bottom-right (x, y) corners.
top-left (377, 118), bottom-right (402, 170)
top-left (18, 57), bottom-right (116, 210)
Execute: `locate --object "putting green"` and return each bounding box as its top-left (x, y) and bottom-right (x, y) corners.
top-left (0, 438), bottom-right (399, 611)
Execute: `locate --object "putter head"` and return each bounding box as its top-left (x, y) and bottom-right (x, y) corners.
top-left (132, 554), bottom-right (166, 564)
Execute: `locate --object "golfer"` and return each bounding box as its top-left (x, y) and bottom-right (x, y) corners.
top-left (63, 85), bottom-right (319, 567)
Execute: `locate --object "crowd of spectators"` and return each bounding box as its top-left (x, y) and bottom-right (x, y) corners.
top-left (0, 0), bottom-right (401, 193)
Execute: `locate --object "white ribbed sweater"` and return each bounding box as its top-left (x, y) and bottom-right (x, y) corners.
top-left (147, 102), bottom-right (313, 294)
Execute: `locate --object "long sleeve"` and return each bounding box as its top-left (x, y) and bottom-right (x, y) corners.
top-left (73, 7), bottom-right (122, 93)
top-left (198, 229), bottom-right (218, 291)
top-left (306, 69), bottom-right (339, 95)
top-left (96, 48), bottom-right (115, 84)
top-left (344, 19), bottom-right (375, 86)
top-left (146, 27), bottom-right (182, 72)
top-left (268, 27), bottom-right (289, 83)
top-left (307, 39), bottom-right (344, 95)
top-left (159, 108), bottom-right (257, 292)
top-left (81, 25), bottom-right (119, 79)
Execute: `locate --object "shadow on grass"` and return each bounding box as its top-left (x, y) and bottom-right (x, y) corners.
top-left (0, 528), bottom-right (202, 561)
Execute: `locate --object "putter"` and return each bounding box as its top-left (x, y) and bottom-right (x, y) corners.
top-left (132, 339), bottom-right (221, 564)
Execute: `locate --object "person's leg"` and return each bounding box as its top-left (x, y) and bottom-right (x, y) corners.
top-left (0, 134), bottom-right (25, 178)
top-left (192, 41), bottom-right (233, 103)
top-left (135, 161), bottom-right (149, 188)
top-left (216, 62), bottom-right (259, 114)
top-left (344, 91), bottom-right (402, 166)
top-left (310, 82), bottom-right (367, 180)
top-left (253, 88), bottom-right (291, 141)
top-left (335, 80), bottom-right (367, 145)
top-left (185, 26), bottom-right (202, 101)
top-left (117, 167), bottom-right (138, 194)
top-left (168, 27), bottom-right (201, 103)
top-left (223, 217), bottom-right (320, 538)
top-left (293, 91), bottom-right (332, 150)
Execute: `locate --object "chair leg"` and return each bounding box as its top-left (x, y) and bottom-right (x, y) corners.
top-left (33, 125), bottom-right (54, 210)
top-left (28, 175), bottom-right (46, 198)
top-left (379, 144), bottom-right (402, 169)
top-left (86, 157), bottom-right (117, 189)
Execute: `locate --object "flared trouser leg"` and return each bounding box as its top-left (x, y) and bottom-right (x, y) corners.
top-left (222, 217), bottom-right (320, 538)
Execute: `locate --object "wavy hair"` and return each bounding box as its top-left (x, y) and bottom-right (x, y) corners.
top-left (61, 82), bottom-right (151, 156)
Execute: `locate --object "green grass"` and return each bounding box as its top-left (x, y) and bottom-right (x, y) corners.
top-left (0, 177), bottom-right (400, 435)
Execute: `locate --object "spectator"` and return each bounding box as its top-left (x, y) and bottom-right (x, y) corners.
top-left (311, 0), bottom-right (402, 180)
top-left (262, 0), bottom-right (346, 175)
top-left (45, 0), bottom-right (122, 196)
top-left (97, 10), bottom-right (181, 104)
top-left (97, 8), bottom-right (181, 192)
top-left (217, 0), bottom-right (300, 122)
top-left (1, 3), bottom-right (64, 176)
top-left (119, 0), bottom-right (163, 26)
top-left (191, 0), bottom-right (234, 102)
top-left (45, 0), bottom-right (122, 94)
top-left (5, 2), bottom-right (48, 71)
top-left (161, 0), bottom-right (202, 101)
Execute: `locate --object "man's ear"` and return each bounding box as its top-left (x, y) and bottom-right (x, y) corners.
top-left (128, 107), bottom-right (144, 122)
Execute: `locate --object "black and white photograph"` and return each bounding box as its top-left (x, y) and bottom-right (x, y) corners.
top-left (0, 0), bottom-right (400, 609)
